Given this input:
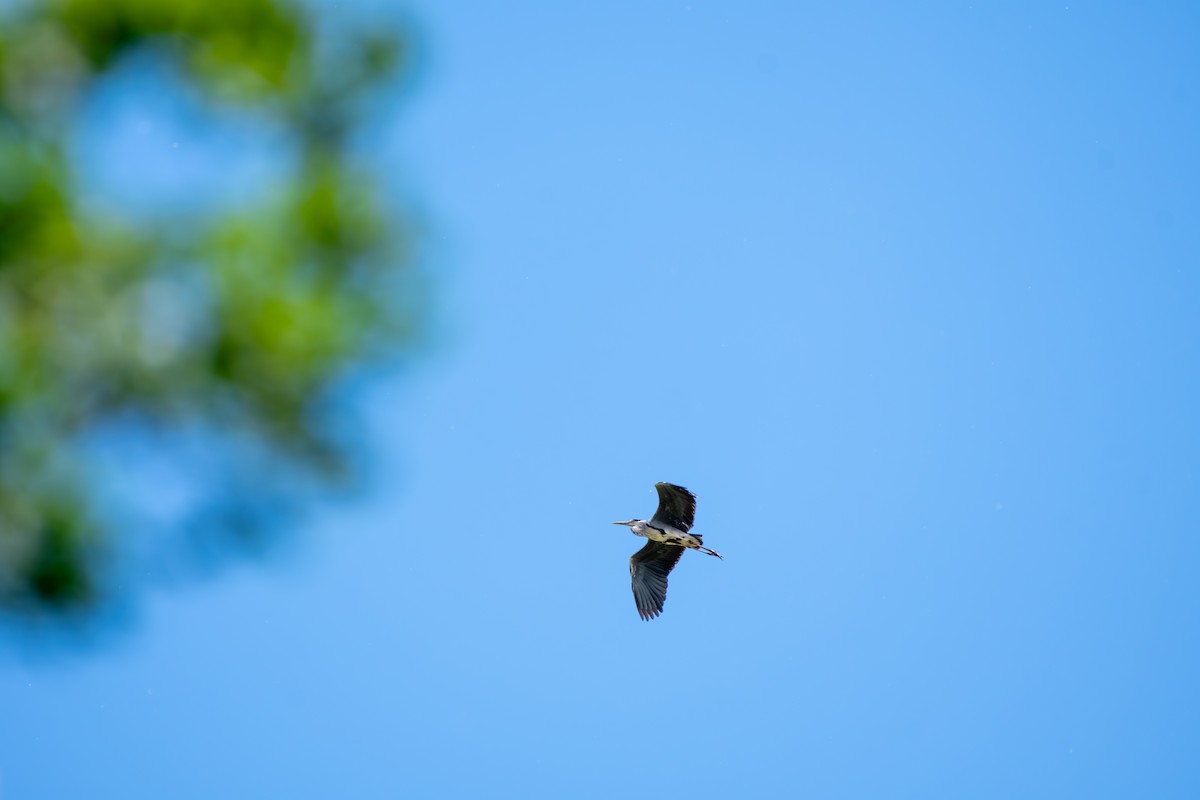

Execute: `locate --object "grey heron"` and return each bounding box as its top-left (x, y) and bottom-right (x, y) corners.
top-left (613, 482), bottom-right (722, 621)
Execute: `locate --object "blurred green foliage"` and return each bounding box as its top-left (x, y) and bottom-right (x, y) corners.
top-left (0, 0), bottom-right (417, 615)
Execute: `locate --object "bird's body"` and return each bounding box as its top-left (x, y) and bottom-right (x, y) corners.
top-left (614, 482), bottom-right (722, 620)
top-left (624, 518), bottom-right (707, 551)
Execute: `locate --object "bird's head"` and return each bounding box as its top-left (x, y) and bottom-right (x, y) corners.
top-left (611, 520), bottom-right (639, 527)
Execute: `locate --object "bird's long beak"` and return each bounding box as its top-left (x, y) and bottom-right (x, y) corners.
top-left (612, 520), bottom-right (632, 526)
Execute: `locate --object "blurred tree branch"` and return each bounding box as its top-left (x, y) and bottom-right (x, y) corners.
top-left (0, 0), bottom-right (419, 615)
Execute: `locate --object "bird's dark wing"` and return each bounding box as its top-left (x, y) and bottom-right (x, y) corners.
top-left (630, 540), bottom-right (685, 621)
top-left (650, 482), bottom-right (696, 533)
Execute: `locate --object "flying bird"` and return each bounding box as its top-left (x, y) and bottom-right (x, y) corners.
top-left (613, 482), bottom-right (722, 621)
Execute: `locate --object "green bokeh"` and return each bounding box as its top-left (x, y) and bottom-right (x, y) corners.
top-left (0, 0), bottom-right (418, 614)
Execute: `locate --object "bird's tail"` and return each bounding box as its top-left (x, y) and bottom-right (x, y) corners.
top-left (696, 546), bottom-right (723, 559)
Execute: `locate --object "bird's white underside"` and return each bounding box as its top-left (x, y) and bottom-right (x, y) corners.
top-left (629, 520), bottom-right (702, 549)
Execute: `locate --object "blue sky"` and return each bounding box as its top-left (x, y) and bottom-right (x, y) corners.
top-left (4, 1), bottom-right (1200, 797)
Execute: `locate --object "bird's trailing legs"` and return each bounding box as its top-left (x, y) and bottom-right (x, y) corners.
top-left (696, 545), bottom-right (723, 559)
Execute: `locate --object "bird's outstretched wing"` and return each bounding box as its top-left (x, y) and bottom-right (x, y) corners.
top-left (630, 540), bottom-right (686, 621)
top-left (650, 482), bottom-right (696, 533)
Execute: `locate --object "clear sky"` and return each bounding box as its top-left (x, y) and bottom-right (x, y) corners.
top-left (4, 1), bottom-right (1200, 797)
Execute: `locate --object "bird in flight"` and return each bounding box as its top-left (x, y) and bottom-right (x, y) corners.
top-left (613, 482), bottom-right (722, 621)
